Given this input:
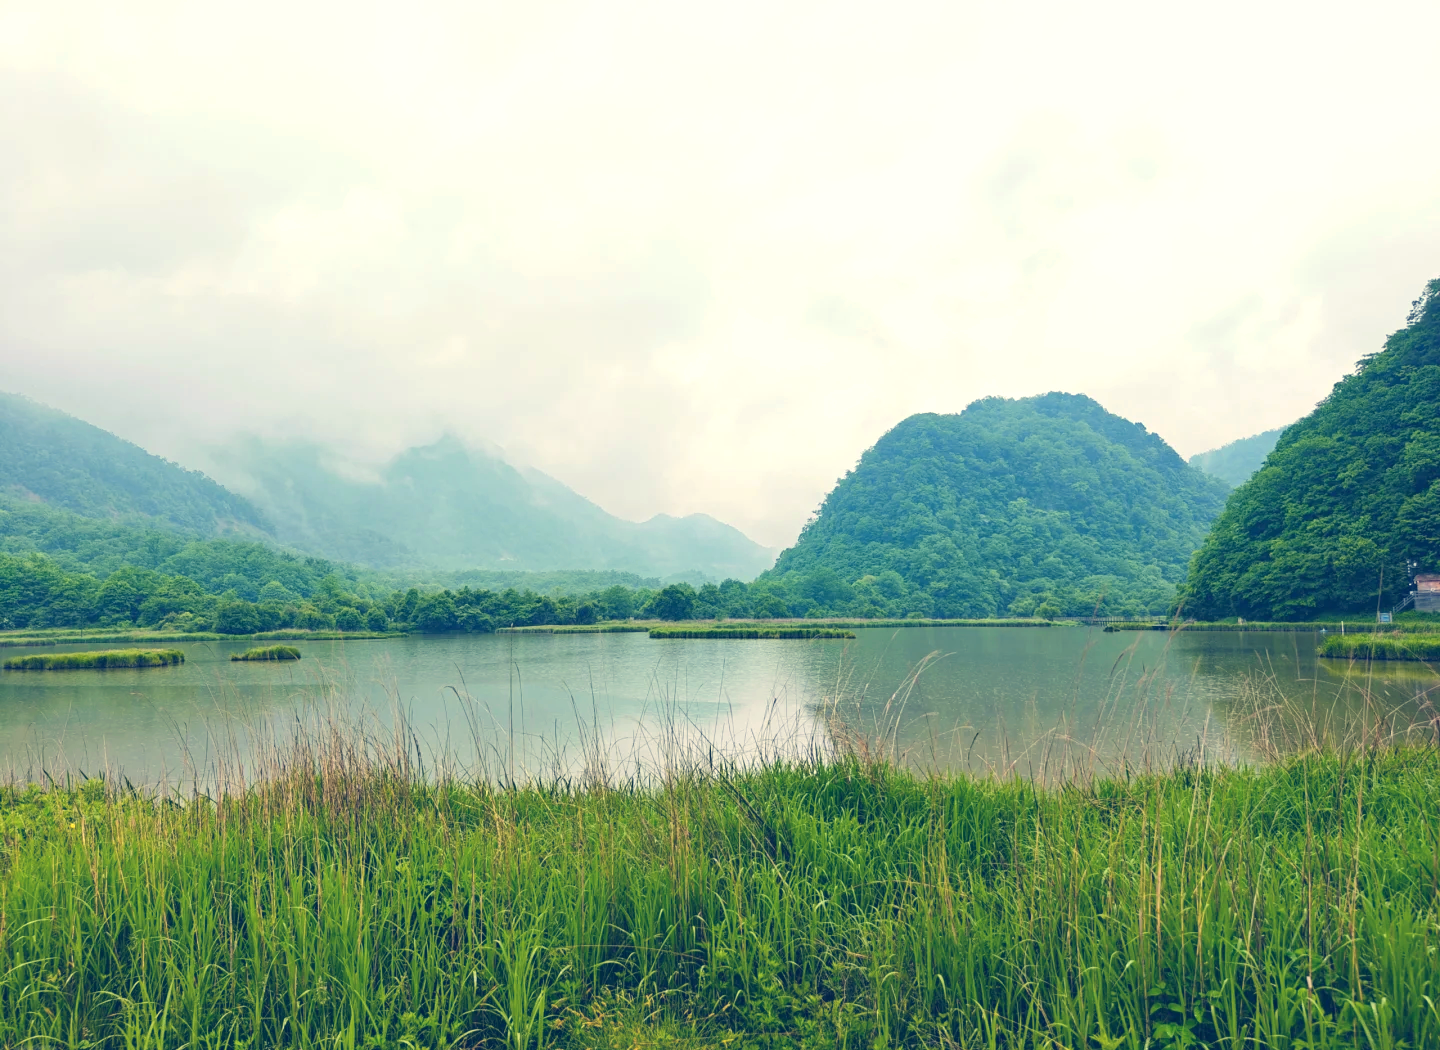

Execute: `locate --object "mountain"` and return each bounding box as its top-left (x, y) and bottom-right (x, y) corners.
top-left (1189, 428), bottom-right (1285, 487)
top-left (0, 392), bottom-right (268, 535)
top-left (766, 393), bottom-right (1231, 618)
top-left (1182, 277), bottom-right (1440, 620)
top-left (206, 435), bottom-right (776, 581)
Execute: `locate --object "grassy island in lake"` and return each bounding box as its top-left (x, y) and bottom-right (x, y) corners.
top-left (2, 648), bottom-right (184, 670)
top-left (231, 644), bottom-right (303, 662)
top-left (1319, 633), bottom-right (1440, 661)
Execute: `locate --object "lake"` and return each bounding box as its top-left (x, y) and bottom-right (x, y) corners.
top-left (0, 627), bottom-right (1434, 787)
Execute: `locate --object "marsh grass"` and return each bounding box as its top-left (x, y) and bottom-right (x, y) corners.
top-left (0, 648), bottom-right (184, 670)
top-left (230, 644), bottom-right (303, 662)
top-left (2, 633), bottom-right (1440, 1048)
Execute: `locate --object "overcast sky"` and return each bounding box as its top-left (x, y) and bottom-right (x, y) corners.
top-left (3, 0), bottom-right (1439, 549)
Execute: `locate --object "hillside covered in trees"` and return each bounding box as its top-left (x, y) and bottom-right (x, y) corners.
top-left (764, 394), bottom-right (1230, 618)
top-left (0, 393), bottom-right (268, 535)
top-left (1182, 277), bottom-right (1440, 620)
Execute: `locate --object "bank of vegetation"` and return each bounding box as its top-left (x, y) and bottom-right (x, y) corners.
top-left (1, 728), bottom-right (1437, 1048)
top-left (230, 644), bottom-right (302, 662)
top-left (1, 647), bottom-right (183, 670)
top-left (1107, 618), bottom-right (1440, 634)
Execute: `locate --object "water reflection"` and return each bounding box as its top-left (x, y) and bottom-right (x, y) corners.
top-left (0, 627), bottom-right (1435, 786)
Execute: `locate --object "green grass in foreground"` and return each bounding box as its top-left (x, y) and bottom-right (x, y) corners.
top-left (1320, 633), bottom-right (1440, 661)
top-left (3, 746), bottom-right (1439, 1048)
top-left (1, 648), bottom-right (184, 670)
top-left (650, 626), bottom-right (857, 639)
top-left (230, 644), bottom-right (303, 662)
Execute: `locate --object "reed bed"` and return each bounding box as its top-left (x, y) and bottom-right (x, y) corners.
top-left (1, 691), bottom-right (1438, 1050)
top-left (1, 648), bottom-right (184, 670)
top-left (650, 626), bottom-right (857, 639)
top-left (230, 644), bottom-right (303, 662)
top-left (1320, 633), bottom-right (1440, 661)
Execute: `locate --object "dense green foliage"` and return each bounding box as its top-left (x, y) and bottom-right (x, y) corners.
top-left (648, 626), bottom-right (856, 639)
top-left (2, 648), bottom-right (183, 670)
top-left (209, 434), bottom-right (775, 578)
top-left (767, 393), bottom-right (1230, 618)
top-left (2, 747), bottom-right (1437, 1047)
top-left (1319, 633), bottom-right (1440, 661)
top-left (230, 644), bottom-right (302, 661)
top-left (1183, 279), bottom-right (1440, 620)
top-left (0, 393), bottom-right (267, 534)
top-left (1189, 427), bottom-right (1285, 487)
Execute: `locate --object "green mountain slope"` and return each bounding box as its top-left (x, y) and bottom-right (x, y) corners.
top-left (1189, 428), bottom-right (1286, 487)
top-left (0, 393), bottom-right (268, 535)
top-left (766, 393), bottom-right (1230, 617)
top-left (1182, 277), bottom-right (1440, 620)
top-left (207, 435), bottom-right (776, 580)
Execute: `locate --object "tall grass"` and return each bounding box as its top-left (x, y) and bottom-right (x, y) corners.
top-left (2, 685), bottom-right (1439, 1049)
top-left (1, 648), bottom-right (184, 670)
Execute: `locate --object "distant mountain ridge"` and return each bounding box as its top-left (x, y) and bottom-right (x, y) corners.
top-left (766, 392), bottom-right (1230, 617)
top-left (0, 392), bottom-right (268, 536)
top-left (205, 434), bottom-right (777, 580)
top-left (0, 393), bottom-right (775, 582)
top-left (1189, 428), bottom-right (1285, 487)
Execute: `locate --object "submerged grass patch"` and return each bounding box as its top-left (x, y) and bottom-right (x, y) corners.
top-left (1320, 633), bottom-right (1440, 660)
top-left (1, 647), bottom-right (184, 670)
top-left (3, 726), bottom-right (1439, 1048)
top-left (230, 644), bottom-right (302, 661)
top-left (650, 626), bottom-right (857, 639)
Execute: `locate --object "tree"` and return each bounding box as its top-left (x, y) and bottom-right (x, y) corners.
top-left (214, 600), bottom-right (261, 635)
top-left (414, 592), bottom-right (459, 632)
top-left (335, 607), bottom-right (364, 632)
top-left (649, 584), bottom-right (696, 621)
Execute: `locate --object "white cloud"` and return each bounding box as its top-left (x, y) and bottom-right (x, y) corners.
top-left (2, 0), bottom-right (1439, 548)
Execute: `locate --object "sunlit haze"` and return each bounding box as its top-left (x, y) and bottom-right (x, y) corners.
top-left (3, 0), bottom-right (1439, 547)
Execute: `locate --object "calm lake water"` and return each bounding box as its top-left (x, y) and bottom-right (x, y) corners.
top-left (0, 627), bottom-right (1434, 786)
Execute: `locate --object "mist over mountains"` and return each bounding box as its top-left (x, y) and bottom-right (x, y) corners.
top-left (0, 394), bottom-right (775, 583)
top-left (204, 435), bottom-right (776, 580)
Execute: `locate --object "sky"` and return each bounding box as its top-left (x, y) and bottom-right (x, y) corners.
top-left (2, 0), bottom-right (1439, 550)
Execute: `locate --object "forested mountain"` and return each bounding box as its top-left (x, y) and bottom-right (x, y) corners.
top-left (1183, 277), bottom-right (1440, 620)
top-left (0, 393), bottom-right (267, 535)
top-left (1189, 427), bottom-right (1285, 487)
top-left (765, 393), bottom-right (1231, 618)
top-left (205, 435), bottom-right (775, 580)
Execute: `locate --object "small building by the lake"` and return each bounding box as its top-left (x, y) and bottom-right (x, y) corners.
top-left (1414, 574), bottom-right (1440, 613)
